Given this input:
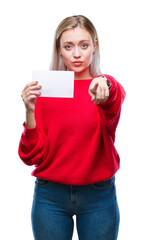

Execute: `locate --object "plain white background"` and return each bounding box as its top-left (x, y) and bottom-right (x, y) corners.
top-left (0, 0), bottom-right (144, 239)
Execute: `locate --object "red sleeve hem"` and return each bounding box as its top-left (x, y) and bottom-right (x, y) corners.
top-left (23, 122), bottom-right (39, 139)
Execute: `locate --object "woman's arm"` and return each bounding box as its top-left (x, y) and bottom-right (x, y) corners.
top-left (18, 123), bottom-right (45, 166)
top-left (21, 81), bottom-right (41, 128)
top-left (18, 81), bottom-right (45, 166)
top-left (89, 74), bottom-right (126, 132)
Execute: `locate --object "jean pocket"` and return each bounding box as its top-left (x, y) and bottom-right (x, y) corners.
top-left (92, 176), bottom-right (115, 190)
top-left (35, 178), bottom-right (51, 187)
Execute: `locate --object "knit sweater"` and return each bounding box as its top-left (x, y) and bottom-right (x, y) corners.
top-left (18, 74), bottom-right (126, 185)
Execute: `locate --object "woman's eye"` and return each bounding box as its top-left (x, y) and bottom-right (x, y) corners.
top-left (81, 44), bottom-right (88, 49)
top-left (64, 45), bottom-right (71, 50)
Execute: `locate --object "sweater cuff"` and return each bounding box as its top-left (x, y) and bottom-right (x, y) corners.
top-left (95, 74), bottom-right (116, 94)
top-left (22, 122), bottom-right (39, 140)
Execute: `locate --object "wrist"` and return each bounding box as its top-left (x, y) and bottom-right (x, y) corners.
top-left (101, 75), bottom-right (111, 89)
top-left (26, 110), bottom-right (35, 117)
top-left (25, 110), bottom-right (36, 128)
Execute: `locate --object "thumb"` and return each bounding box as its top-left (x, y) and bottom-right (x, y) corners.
top-left (89, 82), bottom-right (99, 95)
top-left (91, 94), bottom-right (96, 102)
top-left (89, 82), bottom-right (99, 101)
top-left (91, 82), bottom-right (99, 92)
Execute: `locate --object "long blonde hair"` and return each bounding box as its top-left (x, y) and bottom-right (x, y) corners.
top-left (49, 15), bottom-right (102, 77)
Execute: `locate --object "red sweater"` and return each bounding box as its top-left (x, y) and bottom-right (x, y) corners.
top-left (18, 74), bottom-right (126, 185)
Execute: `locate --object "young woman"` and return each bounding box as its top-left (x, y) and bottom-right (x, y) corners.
top-left (19, 15), bottom-right (126, 240)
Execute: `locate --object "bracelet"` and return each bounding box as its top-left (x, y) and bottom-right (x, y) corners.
top-left (101, 75), bottom-right (111, 89)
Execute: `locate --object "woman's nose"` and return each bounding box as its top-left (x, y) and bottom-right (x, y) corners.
top-left (73, 47), bottom-right (81, 58)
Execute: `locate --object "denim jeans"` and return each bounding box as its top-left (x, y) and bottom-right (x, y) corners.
top-left (31, 176), bottom-right (120, 240)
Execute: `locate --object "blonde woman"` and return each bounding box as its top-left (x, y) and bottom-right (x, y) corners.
top-left (19, 15), bottom-right (126, 240)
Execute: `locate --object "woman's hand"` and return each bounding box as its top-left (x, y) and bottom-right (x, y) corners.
top-left (88, 77), bottom-right (109, 104)
top-left (21, 81), bottom-right (41, 128)
top-left (21, 81), bottom-right (41, 112)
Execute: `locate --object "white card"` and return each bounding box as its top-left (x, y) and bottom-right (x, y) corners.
top-left (32, 70), bottom-right (74, 98)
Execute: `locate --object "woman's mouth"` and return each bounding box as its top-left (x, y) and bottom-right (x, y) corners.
top-left (73, 61), bottom-right (83, 67)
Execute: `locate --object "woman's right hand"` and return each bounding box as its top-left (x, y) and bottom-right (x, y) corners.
top-left (21, 81), bottom-right (41, 112)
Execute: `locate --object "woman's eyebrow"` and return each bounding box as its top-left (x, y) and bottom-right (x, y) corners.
top-left (80, 40), bottom-right (90, 43)
top-left (63, 40), bottom-right (90, 44)
top-left (63, 41), bottom-right (73, 44)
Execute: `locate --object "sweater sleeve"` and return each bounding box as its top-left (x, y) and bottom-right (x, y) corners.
top-left (97, 74), bottom-right (126, 136)
top-left (18, 122), bottom-right (45, 166)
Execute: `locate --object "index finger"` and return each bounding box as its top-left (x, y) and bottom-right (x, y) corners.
top-left (24, 81), bottom-right (38, 90)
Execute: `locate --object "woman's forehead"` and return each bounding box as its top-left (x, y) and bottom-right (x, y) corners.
top-left (60, 27), bottom-right (92, 44)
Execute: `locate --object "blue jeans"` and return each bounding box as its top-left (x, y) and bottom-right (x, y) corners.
top-left (31, 176), bottom-right (120, 240)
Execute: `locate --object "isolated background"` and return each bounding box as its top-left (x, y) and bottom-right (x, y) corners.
top-left (0, 0), bottom-right (143, 239)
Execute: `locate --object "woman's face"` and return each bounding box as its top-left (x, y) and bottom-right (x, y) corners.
top-left (59, 26), bottom-right (96, 77)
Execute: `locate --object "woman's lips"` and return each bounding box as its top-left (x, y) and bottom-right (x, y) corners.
top-left (73, 61), bottom-right (83, 67)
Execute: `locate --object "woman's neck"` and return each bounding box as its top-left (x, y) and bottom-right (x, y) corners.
top-left (74, 68), bottom-right (93, 80)
top-left (74, 74), bottom-right (92, 80)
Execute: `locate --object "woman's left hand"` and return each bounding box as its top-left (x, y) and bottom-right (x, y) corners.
top-left (88, 77), bottom-right (109, 104)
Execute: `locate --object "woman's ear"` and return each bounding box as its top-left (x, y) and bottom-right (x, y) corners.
top-left (58, 47), bottom-right (62, 56)
top-left (93, 39), bottom-right (97, 53)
